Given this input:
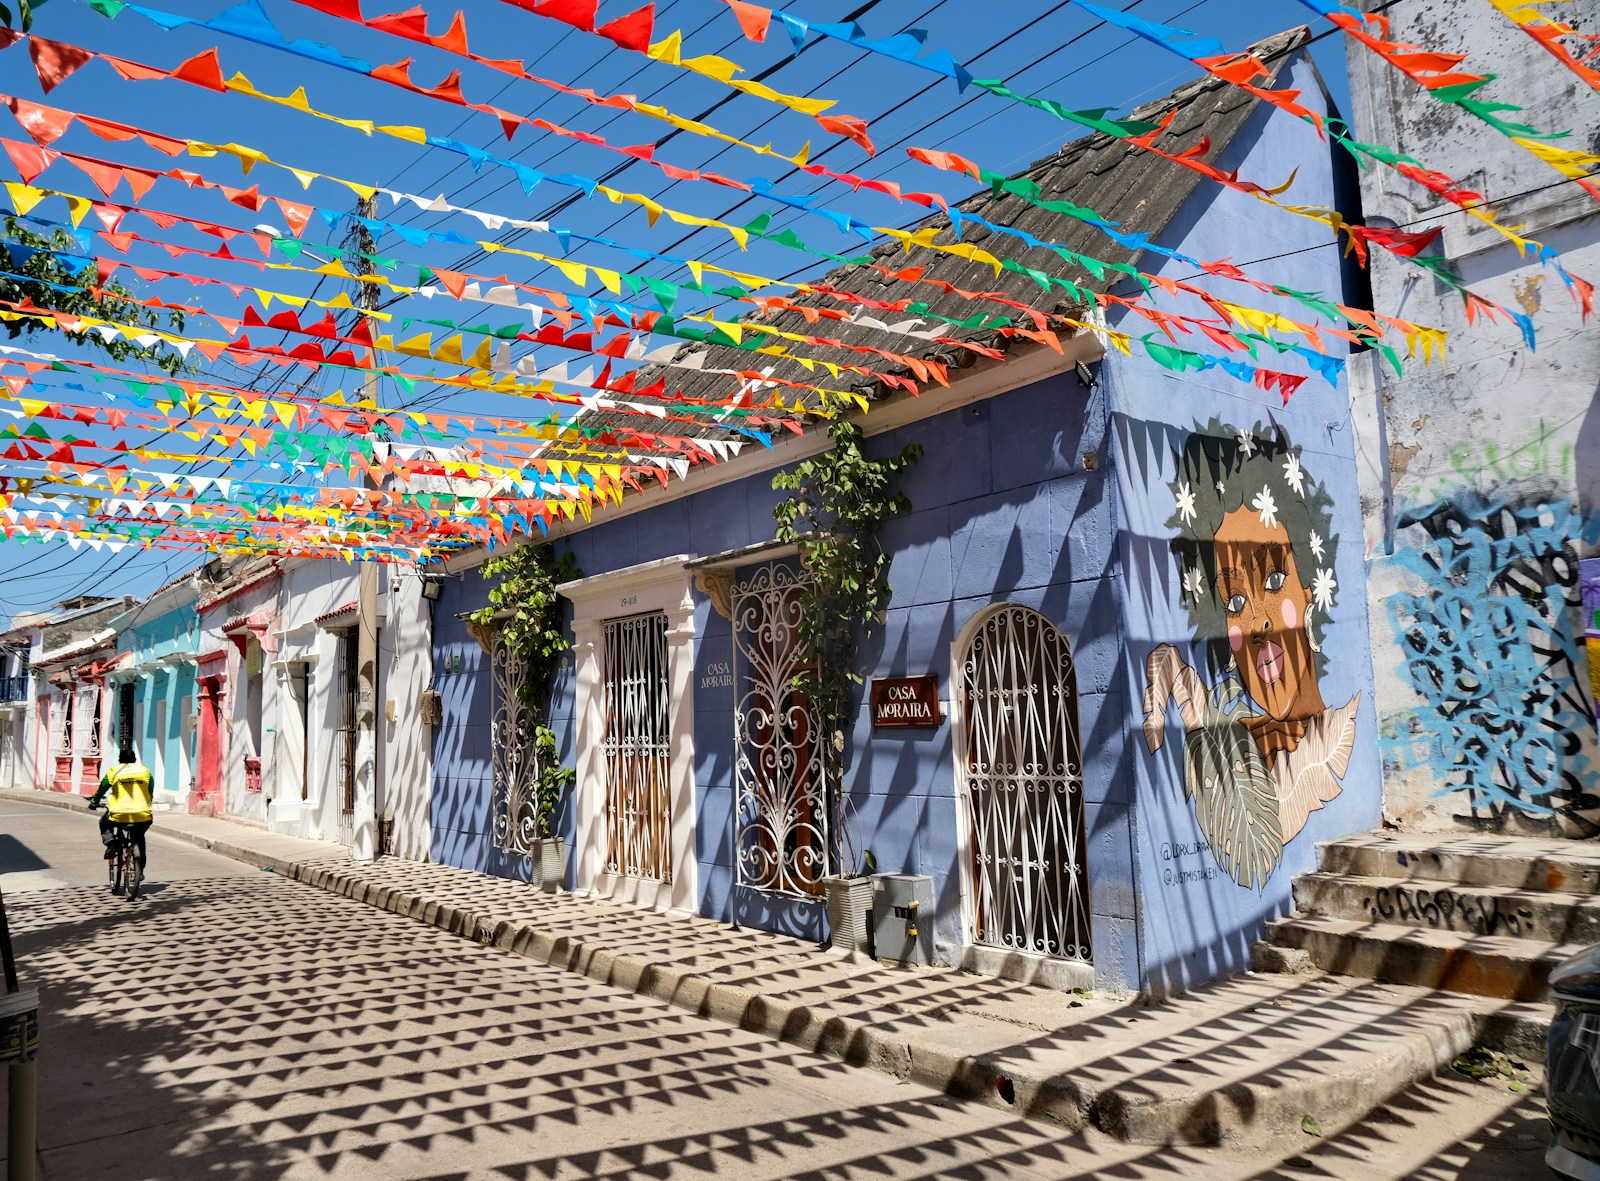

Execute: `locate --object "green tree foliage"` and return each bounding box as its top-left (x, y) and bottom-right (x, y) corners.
top-left (1, 217), bottom-right (190, 377)
top-left (470, 542), bottom-right (581, 839)
top-left (772, 419), bottom-right (922, 860)
top-left (0, 0), bottom-right (47, 30)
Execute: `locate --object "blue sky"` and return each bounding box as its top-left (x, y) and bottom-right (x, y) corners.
top-left (0, 0), bottom-right (1355, 624)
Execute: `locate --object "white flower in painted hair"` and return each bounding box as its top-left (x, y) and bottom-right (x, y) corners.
top-left (1236, 429), bottom-right (1257, 457)
top-left (1174, 480), bottom-right (1197, 526)
top-left (1182, 565), bottom-right (1206, 601)
top-left (1251, 485), bottom-right (1279, 529)
top-left (1313, 567), bottom-right (1337, 612)
top-left (1308, 529), bottom-right (1325, 562)
top-left (1282, 452), bottom-right (1305, 497)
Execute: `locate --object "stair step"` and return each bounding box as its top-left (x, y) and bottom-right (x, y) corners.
top-left (1266, 915), bottom-right (1583, 1002)
top-left (1292, 872), bottom-right (1600, 944)
top-left (1318, 833), bottom-right (1600, 892)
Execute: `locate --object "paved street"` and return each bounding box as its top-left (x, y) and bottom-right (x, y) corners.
top-left (0, 800), bottom-right (260, 892)
top-left (0, 802), bottom-right (1563, 1180)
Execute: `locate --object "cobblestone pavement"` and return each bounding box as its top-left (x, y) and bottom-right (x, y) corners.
top-left (0, 798), bottom-right (1558, 1180)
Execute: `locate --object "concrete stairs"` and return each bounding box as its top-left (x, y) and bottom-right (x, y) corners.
top-left (1261, 832), bottom-right (1600, 1022)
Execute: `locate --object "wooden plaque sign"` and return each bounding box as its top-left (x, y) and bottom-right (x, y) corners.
top-left (871, 675), bottom-right (941, 728)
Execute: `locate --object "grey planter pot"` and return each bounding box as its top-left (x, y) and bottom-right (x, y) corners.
top-left (533, 837), bottom-right (568, 894)
top-left (825, 875), bottom-right (875, 956)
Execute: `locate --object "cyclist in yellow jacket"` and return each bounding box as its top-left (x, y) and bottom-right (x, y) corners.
top-left (88, 747), bottom-right (154, 873)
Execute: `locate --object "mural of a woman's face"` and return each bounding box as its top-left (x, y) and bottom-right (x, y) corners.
top-left (1212, 505), bottom-right (1324, 755)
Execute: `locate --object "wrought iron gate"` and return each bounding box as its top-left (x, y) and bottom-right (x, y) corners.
top-left (731, 561), bottom-right (827, 897)
top-left (602, 610), bottom-right (672, 881)
top-left (958, 605), bottom-right (1092, 962)
top-left (489, 629), bottom-right (539, 856)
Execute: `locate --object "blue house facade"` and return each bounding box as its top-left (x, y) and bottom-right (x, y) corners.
top-left (429, 32), bottom-right (1384, 996)
top-left (109, 575), bottom-right (200, 811)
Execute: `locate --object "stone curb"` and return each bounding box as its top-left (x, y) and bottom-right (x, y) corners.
top-left (0, 788), bottom-right (1534, 1147)
top-left (269, 857), bottom-right (1523, 1147)
top-left (3, 789), bottom-right (90, 814)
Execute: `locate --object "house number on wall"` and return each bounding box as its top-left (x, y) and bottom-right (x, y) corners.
top-left (620, 595), bottom-right (638, 610)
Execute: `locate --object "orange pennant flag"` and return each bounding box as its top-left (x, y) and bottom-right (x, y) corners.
top-left (725, 0), bottom-right (770, 41)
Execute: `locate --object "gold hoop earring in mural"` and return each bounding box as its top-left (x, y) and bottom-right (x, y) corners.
top-left (1141, 421), bottom-right (1360, 891)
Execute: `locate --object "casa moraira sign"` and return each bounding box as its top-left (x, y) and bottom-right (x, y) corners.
top-left (870, 675), bottom-right (941, 728)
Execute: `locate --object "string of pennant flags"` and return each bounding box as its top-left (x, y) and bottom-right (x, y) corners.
top-left (0, 0), bottom-right (1592, 562)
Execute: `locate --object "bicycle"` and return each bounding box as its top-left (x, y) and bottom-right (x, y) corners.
top-left (92, 807), bottom-right (143, 901)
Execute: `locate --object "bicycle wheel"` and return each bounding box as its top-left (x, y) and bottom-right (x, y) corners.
top-left (124, 843), bottom-right (141, 901)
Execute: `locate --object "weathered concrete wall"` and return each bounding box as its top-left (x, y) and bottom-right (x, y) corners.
top-left (1345, 0), bottom-right (1600, 835)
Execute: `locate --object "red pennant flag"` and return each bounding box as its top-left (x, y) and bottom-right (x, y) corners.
top-left (436, 11), bottom-right (469, 54)
top-left (224, 185), bottom-right (265, 211)
top-left (426, 70), bottom-right (467, 104)
top-left (73, 157), bottom-right (126, 198)
top-left (2, 138), bottom-right (58, 185)
top-left (725, 0), bottom-right (770, 41)
top-left (430, 267), bottom-right (468, 298)
top-left (274, 197), bottom-right (314, 237)
top-left (534, 0), bottom-right (597, 31)
top-left (302, 312), bottom-right (339, 339)
top-left (298, 0), bottom-right (364, 19)
top-left (138, 131), bottom-right (188, 157)
top-left (366, 5), bottom-right (429, 39)
top-left (817, 113), bottom-right (874, 156)
top-left (27, 37), bottom-right (93, 94)
top-left (597, 3), bottom-right (653, 51)
top-left (7, 98), bottom-right (75, 147)
top-left (121, 170), bottom-right (159, 202)
top-left (103, 54), bottom-right (169, 83)
top-left (169, 48), bottom-right (226, 92)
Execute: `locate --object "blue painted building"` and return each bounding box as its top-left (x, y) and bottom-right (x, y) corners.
top-left (428, 30), bottom-right (1384, 996)
top-left (108, 573), bottom-right (200, 811)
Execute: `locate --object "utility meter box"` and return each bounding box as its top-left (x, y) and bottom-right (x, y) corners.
top-left (872, 874), bottom-right (935, 966)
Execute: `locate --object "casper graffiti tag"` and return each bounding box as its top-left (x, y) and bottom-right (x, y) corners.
top-left (1385, 494), bottom-right (1600, 828)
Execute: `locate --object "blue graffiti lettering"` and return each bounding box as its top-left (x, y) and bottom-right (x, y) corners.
top-left (1384, 495), bottom-right (1600, 825)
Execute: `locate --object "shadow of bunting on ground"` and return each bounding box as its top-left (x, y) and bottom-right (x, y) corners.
top-left (0, 875), bottom-right (1551, 1180)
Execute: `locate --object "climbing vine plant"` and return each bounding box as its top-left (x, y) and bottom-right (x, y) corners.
top-left (772, 419), bottom-right (923, 867)
top-left (470, 542), bottom-right (581, 839)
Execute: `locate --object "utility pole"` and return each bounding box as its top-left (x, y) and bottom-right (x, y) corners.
top-left (351, 194), bottom-right (380, 863)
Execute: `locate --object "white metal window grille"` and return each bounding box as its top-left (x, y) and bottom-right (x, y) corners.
top-left (959, 606), bottom-right (1092, 962)
top-left (79, 687), bottom-right (100, 756)
top-left (52, 691), bottom-right (71, 755)
top-left (602, 610), bottom-right (672, 882)
top-left (489, 631), bottom-right (539, 856)
top-left (731, 561), bottom-right (828, 898)
top-left (335, 630), bottom-right (357, 844)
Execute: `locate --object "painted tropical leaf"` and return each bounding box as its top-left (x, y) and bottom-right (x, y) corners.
top-left (1183, 718), bottom-right (1284, 891)
top-left (1276, 694), bottom-right (1360, 844)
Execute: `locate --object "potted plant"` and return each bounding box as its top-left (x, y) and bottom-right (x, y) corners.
top-left (470, 542), bottom-right (581, 891)
top-left (824, 844), bottom-right (877, 956)
top-left (529, 722), bottom-right (574, 893)
top-left (772, 420), bottom-right (921, 956)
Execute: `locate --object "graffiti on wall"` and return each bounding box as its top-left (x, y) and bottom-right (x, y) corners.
top-left (1142, 421), bottom-right (1360, 891)
top-left (1384, 494), bottom-right (1600, 828)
